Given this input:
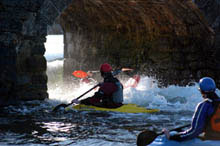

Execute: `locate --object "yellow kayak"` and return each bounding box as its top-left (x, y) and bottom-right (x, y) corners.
top-left (66, 103), bottom-right (159, 113)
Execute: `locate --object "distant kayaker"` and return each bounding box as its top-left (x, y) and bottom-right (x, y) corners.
top-left (81, 71), bottom-right (95, 84)
top-left (72, 63), bottom-right (124, 108)
top-left (163, 77), bottom-right (220, 141)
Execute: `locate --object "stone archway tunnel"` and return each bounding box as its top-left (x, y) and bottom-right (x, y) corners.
top-left (0, 0), bottom-right (220, 106)
top-left (0, 0), bottom-right (74, 106)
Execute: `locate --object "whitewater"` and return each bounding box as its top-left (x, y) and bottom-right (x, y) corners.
top-left (1, 35), bottom-right (219, 146)
top-left (45, 35), bottom-right (218, 113)
top-left (44, 35), bottom-right (220, 146)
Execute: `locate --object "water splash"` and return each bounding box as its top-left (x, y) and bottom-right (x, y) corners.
top-left (44, 35), bottom-right (218, 113)
top-left (47, 70), bottom-right (204, 113)
top-left (124, 76), bottom-right (202, 112)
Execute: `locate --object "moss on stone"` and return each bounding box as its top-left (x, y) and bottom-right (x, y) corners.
top-left (60, 0), bottom-right (214, 86)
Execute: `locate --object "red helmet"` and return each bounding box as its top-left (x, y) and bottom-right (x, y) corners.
top-left (100, 63), bottom-right (112, 73)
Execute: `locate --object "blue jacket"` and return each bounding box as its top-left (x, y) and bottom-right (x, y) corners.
top-left (170, 97), bottom-right (220, 141)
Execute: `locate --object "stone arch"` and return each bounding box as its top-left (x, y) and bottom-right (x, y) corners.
top-left (0, 0), bottom-right (220, 106)
top-left (0, 0), bottom-right (74, 106)
top-left (60, 0), bottom-right (217, 87)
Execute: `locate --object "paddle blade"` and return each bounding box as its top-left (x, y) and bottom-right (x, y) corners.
top-left (52, 103), bottom-right (70, 112)
top-left (121, 68), bottom-right (133, 72)
top-left (72, 70), bottom-right (88, 78)
top-left (137, 130), bottom-right (158, 146)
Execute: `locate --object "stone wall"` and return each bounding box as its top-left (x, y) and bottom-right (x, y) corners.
top-left (1, 0), bottom-right (220, 106)
top-left (194, 0), bottom-right (220, 86)
top-left (47, 18), bottom-right (63, 35)
top-left (60, 0), bottom-right (218, 87)
top-left (0, 0), bottom-right (73, 106)
top-left (194, 0), bottom-right (220, 60)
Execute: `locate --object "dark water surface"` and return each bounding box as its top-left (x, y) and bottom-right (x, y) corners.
top-left (0, 100), bottom-right (192, 146)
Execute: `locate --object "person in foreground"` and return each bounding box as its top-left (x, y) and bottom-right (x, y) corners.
top-left (72, 63), bottom-right (123, 108)
top-left (163, 77), bottom-right (220, 141)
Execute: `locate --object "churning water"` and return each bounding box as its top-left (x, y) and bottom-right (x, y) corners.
top-left (0, 35), bottom-right (218, 146)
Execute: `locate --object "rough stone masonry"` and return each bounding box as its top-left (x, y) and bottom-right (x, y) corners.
top-left (0, 0), bottom-right (73, 106)
top-left (0, 0), bottom-right (220, 106)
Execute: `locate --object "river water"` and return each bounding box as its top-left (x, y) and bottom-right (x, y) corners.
top-left (0, 35), bottom-right (218, 146)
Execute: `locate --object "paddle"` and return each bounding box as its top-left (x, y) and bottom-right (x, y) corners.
top-left (136, 124), bottom-right (191, 146)
top-left (72, 68), bottom-right (134, 79)
top-left (72, 68), bottom-right (140, 86)
top-left (52, 83), bottom-right (100, 112)
top-left (121, 68), bottom-right (134, 72)
top-left (72, 70), bottom-right (89, 79)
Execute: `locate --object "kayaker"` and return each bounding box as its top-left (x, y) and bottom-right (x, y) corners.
top-left (163, 77), bottom-right (220, 141)
top-left (81, 71), bottom-right (94, 84)
top-left (72, 63), bottom-right (124, 108)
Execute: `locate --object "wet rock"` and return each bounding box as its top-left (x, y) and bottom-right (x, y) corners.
top-left (1, 0), bottom-right (220, 106)
top-left (0, 0), bottom-right (71, 104)
top-left (61, 0), bottom-right (216, 87)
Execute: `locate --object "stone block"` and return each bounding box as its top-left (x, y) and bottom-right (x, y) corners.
top-left (31, 44), bottom-right (46, 56)
top-left (0, 46), bottom-right (16, 57)
top-left (18, 90), bottom-right (48, 101)
top-left (50, 0), bottom-right (73, 12)
top-left (0, 56), bottom-right (16, 67)
top-left (25, 55), bottom-right (47, 72)
top-left (0, 18), bottom-right (22, 32)
top-left (1, 0), bottom-right (43, 12)
top-left (31, 73), bottom-right (48, 84)
top-left (0, 10), bottom-right (30, 21)
top-left (40, 0), bottom-right (60, 25)
top-left (17, 74), bottom-right (31, 86)
top-left (30, 84), bottom-right (48, 91)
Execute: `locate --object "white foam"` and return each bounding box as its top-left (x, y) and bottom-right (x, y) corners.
top-left (45, 34), bottom-right (218, 113)
top-left (123, 76), bottom-right (203, 112)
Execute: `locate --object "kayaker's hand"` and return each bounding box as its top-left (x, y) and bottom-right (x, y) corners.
top-left (112, 69), bottom-right (122, 76)
top-left (87, 71), bottom-right (93, 77)
top-left (98, 82), bottom-right (103, 86)
top-left (72, 99), bottom-right (80, 104)
top-left (163, 128), bottom-right (170, 139)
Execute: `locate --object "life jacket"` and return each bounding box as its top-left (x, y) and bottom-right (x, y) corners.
top-left (112, 81), bottom-right (123, 103)
top-left (103, 76), bottom-right (123, 104)
top-left (205, 101), bottom-right (220, 140)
